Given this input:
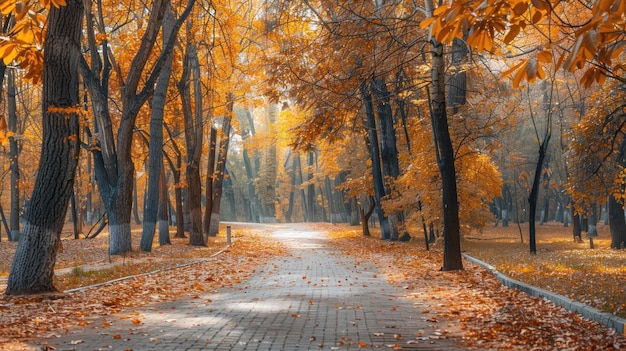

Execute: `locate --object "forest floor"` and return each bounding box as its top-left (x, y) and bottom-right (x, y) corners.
top-left (0, 221), bottom-right (624, 350)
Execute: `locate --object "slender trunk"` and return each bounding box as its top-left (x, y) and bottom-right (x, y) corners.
top-left (259, 104), bottom-right (278, 222)
top-left (71, 191), bottom-right (80, 239)
top-left (372, 78), bottom-right (400, 240)
top-left (239, 109), bottom-right (260, 222)
top-left (430, 36), bottom-right (463, 270)
top-left (8, 69), bottom-right (19, 242)
top-left (528, 134), bottom-right (550, 254)
top-left (203, 127), bottom-right (217, 235)
top-left (573, 211), bottom-right (582, 240)
top-left (132, 176), bottom-right (142, 225)
top-left (306, 150), bottom-right (316, 222)
top-left (173, 169), bottom-right (185, 238)
top-left (223, 168), bottom-right (237, 220)
top-left (360, 197), bottom-right (376, 237)
top-left (158, 162), bottom-right (170, 245)
top-left (179, 31), bottom-right (205, 246)
top-left (140, 6), bottom-right (175, 251)
top-left (6, 0), bottom-right (83, 294)
top-left (285, 151), bottom-right (296, 223)
top-left (208, 94), bottom-right (233, 237)
top-left (297, 152), bottom-right (308, 221)
top-left (359, 81), bottom-right (390, 239)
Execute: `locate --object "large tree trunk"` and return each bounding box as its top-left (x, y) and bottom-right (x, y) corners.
top-left (140, 6), bottom-right (175, 252)
top-left (6, 0), bottom-right (83, 294)
top-left (8, 69), bottom-right (19, 242)
top-left (429, 36), bottom-right (463, 270)
top-left (208, 94), bottom-right (234, 237)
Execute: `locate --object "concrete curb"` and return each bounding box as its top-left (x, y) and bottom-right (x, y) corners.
top-left (462, 253), bottom-right (626, 335)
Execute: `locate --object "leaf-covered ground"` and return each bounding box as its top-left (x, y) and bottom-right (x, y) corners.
top-left (463, 222), bottom-right (626, 319)
top-left (0, 222), bottom-right (624, 350)
top-left (0, 224), bottom-right (287, 350)
top-left (328, 226), bottom-right (626, 350)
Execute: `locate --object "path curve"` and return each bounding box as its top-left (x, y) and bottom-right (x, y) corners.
top-left (41, 223), bottom-right (461, 350)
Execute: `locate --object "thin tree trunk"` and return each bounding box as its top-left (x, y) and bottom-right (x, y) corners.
top-left (8, 69), bottom-right (19, 242)
top-left (178, 30), bottom-right (205, 246)
top-left (359, 81), bottom-right (391, 240)
top-left (529, 134), bottom-right (551, 254)
top-left (204, 127), bottom-right (217, 235)
top-left (296, 152), bottom-right (308, 221)
top-left (208, 94), bottom-right (234, 237)
top-left (360, 197), bottom-right (375, 237)
top-left (306, 150), bottom-right (316, 222)
top-left (158, 162), bottom-right (170, 245)
top-left (140, 6), bottom-right (175, 252)
top-left (429, 35), bottom-right (463, 270)
top-left (6, 0), bottom-right (83, 294)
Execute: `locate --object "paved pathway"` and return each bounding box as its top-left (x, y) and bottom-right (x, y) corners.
top-left (42, 224), bottom-right (461, 350)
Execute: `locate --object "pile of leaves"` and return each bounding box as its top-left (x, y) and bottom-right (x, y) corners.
top-left (0, 225), bottom-right (286, 350)
top-left (328, 227), bottom-right (626, 350)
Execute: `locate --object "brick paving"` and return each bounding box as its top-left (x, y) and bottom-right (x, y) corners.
top-left (41, 225), bottom-right (461, 350)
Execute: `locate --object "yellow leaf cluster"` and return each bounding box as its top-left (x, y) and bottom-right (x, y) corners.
top-left (424, 0), bottom-right (625, 88)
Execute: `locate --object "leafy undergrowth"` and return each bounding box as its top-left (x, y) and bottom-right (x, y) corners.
top-left (463, 222), bottom-right (626, 319)
top-left (0, 223), bottom-right (286, 350)
top-left (328, 226), bottom-right (626, 350)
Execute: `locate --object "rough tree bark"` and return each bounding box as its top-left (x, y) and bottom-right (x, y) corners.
top-left (6, 0), bottom-right (83, 294)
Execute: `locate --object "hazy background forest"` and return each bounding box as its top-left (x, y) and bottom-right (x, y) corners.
top-left (0, 0), bottom-right (624, 273)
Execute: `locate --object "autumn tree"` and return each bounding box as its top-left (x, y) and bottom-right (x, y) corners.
top-left (81, 0), bottom-right (193, 255)
top-left (6, 0), bottom-right (83, 294)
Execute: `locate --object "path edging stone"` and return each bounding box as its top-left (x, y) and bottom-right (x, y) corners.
top-left (462, 253), bottom-right (626, 335)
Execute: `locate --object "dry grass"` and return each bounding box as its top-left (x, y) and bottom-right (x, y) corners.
top-left (0, 224), bottom-right (233, 290)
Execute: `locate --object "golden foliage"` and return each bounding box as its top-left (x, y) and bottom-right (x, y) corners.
top-left (424, 0), bottom-right (626, 87)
